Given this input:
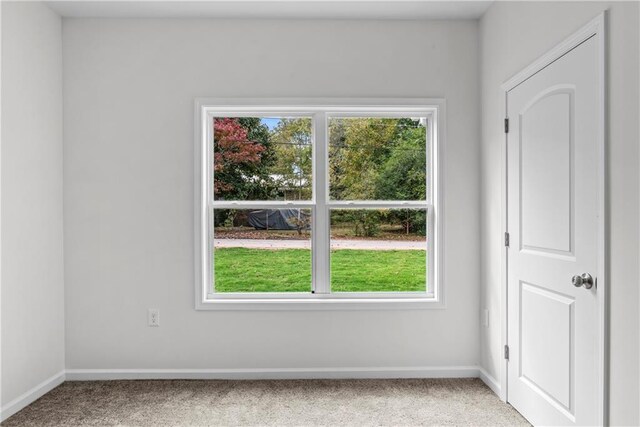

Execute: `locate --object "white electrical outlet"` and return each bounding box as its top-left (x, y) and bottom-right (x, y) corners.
top-left (482, 309), bottom-right (489, 328)
top-left (148, 309), bottom-right (160, 327)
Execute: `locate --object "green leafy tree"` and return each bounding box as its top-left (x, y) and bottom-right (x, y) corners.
top-left (329, 118), bottom-right (427, 235)
top-left (270, 118), bottom-right (313, 200)
top-left (329, 118), bottom-right (398, 200)
top-left (374, 124), bottom-right (427, 201)
top-left (376, 122), bottom-right (427, 235)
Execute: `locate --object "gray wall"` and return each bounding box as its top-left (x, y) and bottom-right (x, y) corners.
top-left (479, 2), bottom-right (640, 425)
top-left (1, 1), bottom-right (65, 408)
top-left (62, 19), bottom-right (481, 371)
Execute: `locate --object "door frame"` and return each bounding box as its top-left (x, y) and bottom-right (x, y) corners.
top-left (499, 12), bottom-right (608, 425)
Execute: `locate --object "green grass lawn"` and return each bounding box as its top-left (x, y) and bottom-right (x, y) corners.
top-left (214, 248), bottom-right (426, 293)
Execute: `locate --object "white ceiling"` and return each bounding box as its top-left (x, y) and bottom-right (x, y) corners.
top-left (46, 1), bottom-right (493, 20)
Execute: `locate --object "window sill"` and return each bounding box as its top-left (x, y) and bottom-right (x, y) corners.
top-left (196, 294), bottom-right (443, 311)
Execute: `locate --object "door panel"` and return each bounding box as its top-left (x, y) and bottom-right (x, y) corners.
top-left (507, 34), bottom-right (600, 426)
top-left (520, 89), bottom-right (574, 256)
top-left (520, 282), bottom-right (574, 410)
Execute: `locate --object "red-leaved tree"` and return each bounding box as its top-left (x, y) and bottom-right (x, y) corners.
top-left (213, 118), bottom-right (266, 198)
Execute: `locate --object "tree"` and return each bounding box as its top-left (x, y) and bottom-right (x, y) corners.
top-left (375, 123), bottom-right (427, 235)
top-left (329, 118), bottom-right (428, 235)
top-left (374, 124), bottom-right (426, 201)
top-left (270, 118), bottom-right (313, 200)
top-left (329, 118), bottom-right (398, 200)
top-left (237, 117), bottom-right (278, 200)
top-left (213, 118), bottom-right (269, 200)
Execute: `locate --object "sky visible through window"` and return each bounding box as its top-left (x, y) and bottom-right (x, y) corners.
top-left (261, 117), bottom-right (280, 131)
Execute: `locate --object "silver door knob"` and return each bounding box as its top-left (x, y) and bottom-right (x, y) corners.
top-left (572, 273), bottom-right (594, 289)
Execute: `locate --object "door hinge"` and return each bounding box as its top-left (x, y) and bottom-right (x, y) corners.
top-left (504, 345), bottom-right (510, 360)
top-left (504, 118), bottom-right (509, 134)
top-left (504, 232), bottom-right (510, 247)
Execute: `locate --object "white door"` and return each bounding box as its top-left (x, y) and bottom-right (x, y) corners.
top-left (506, 32), bottom-right (603, 426)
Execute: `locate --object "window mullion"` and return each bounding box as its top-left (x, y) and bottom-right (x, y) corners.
top-left (325, 201), bottom-right (429, 209)
top-left (313, 112), bottom-right (330, 294)
top-left (211, 201), bottom-right (315, 209)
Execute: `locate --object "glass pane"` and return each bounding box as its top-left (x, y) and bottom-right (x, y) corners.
top-left (330, 209), bottom-right (427, 292)
top-left (213, 209), bottom-right (312, 292)
top-left (213, 117), bottom-right (312, 201)
top-left (329, 117), bottom-right (427, 201)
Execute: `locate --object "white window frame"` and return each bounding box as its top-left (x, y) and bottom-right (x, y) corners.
top-left (194, 98), bottom-right (445, 310)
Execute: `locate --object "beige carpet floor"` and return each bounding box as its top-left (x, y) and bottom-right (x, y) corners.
top-left (2, 378), bottom-right (530, 426)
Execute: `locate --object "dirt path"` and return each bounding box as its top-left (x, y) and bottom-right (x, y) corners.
top-left (214, 239), bottom-right (425, 250)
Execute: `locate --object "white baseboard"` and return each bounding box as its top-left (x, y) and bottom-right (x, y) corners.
top-left (66, 366), bottom-right (481, 381)
top-left (478, 367), bottom-right (502, 398)
top-left (0, 370), bottom-right (66, 422)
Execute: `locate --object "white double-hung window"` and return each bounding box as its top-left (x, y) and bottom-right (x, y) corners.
top-left (195, 99), bottom-right (443, 309)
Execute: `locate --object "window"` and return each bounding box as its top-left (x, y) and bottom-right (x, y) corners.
top-left (195, 100), bottom-right (442, 309)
